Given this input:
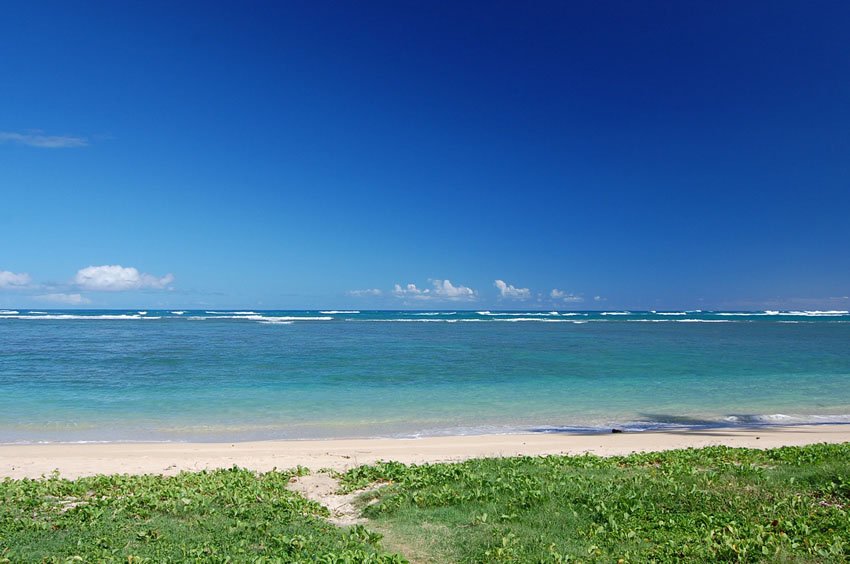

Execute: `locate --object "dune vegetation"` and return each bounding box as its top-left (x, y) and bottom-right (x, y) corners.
top-left (2, 443), bottom-right (849, 562)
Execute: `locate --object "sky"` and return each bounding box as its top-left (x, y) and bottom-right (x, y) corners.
top-left (1, 1), bottom-right (849, 310)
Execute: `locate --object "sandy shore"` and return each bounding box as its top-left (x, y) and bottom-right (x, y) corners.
top-left (2, 425), bottom-right (849, 480)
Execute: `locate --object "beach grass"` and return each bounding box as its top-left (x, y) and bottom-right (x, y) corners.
top-left (1, 443), bottom-right (848, 562)
top-left (0, 466), bottom-right (402, 563)
top-left (341, 443), bottom-right (850, 562)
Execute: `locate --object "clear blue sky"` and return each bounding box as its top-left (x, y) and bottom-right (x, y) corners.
top-left (1, 1), bottom-right (848, 310)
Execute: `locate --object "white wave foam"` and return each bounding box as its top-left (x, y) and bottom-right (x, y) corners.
top-left (715, 310), bottom-right (848, 317)
top-left (209, 315), bottom-right (333, 322)
top-left (360, 318), bottom-right (445, 322)
top-left (0, 310), bottom-right (19, 315)
top-left (0, 314), bottom-right (143, 320)
top-left (714, 312), bottom-right (753, 316)
top-left (715, 311), bottom-right (779, 316)
top-left (319, 310), bottom-right (360, 314)
top-left (676, 319), bottom-right (731, 323)
top-left (137, 311), bottom-right (147, 315)
top-left (786, 310), bottom-right (849, 317)
top-left (477, 311), bottom-right (560, 316)
top-left (205, 311), bottom-right (259, 315)
top-left (259, 320), bottom-right (294, 325)
top-left (494, 318), bottom-right (574, 323)
top-left (357, 318), bottom-right (576, 324)
top-left (265, 316), bottom-right (333, 321)
top-left (723, 414), bottom-right (793, 423)
top-left (141, 316), bottom-right (162, 320)
top-left (654, 312), bottom-right (687, 316)
top-left (27, 311), bottom-right (48, 314)
top-left (600, 311), bottom-right (631, 315)
top-left (412, 312), bottom-right (457, 316)
top-left (170, 311), bottom-right (186, 315)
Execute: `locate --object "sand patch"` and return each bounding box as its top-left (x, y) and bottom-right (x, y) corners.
top-left (287, 472), bottom-right (381, 526)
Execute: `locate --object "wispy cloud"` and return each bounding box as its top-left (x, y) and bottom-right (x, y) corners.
top-left (0, 130), bottom-right (88, 148)
top-left (347, 288), bottom-right (383, 297)
top-left (35, 293), bottom-right (91, 305)
top-left (74, 265), bottom-right (174, 291)
top-left (0, 270), bottom-right (31, 289)
top-left (551, 289), bottom-right (585, 303)
top-left (393, 279), bottom-right (477, 301)
top-left (494, 280), bottom-right (530, 300)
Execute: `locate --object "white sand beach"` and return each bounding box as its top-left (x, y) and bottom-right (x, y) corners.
top-left (2, 424), bottom-right (849, 480)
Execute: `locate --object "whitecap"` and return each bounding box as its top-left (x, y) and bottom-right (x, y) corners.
top-left (0, 310), bottom-right (19, 315)
top-left (205, 311), bottom-right (259, 315)
top-left (495, 318), bottom-right (573, 322)
top-left (261, 316), bottom-right (333, 322)
top-left (170, 311), bottom-right (186, 315)
top-left (786, 310), bottom-right (849, 317)
top-left (412, 312), bottom-right (457, 316)
top-left (477, 311), bottom-right (560, 316)
top-left (319, 310), bottom-right (360, 314)
top-left (714, 312), bottom-right (755, 316)
top-left (600, 311), bottom-right (631, 315)
top-left (360, 318), bottom-right (445, 322)
top-left (214, 315), bottom-right (333, 322)
top-left (0, 314), bottom-right (143, 320)
top-left (676, 319), bottom-right (731, 323)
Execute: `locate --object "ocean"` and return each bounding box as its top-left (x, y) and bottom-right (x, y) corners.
top-left (1, 309), bottom-right (849, 443)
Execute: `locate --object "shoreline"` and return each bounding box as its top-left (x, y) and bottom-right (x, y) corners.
top-left (2, 424), bottom-right (850, 480)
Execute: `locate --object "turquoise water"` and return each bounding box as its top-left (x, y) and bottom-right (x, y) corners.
top-left (1, 309), bottom-right (849, 443)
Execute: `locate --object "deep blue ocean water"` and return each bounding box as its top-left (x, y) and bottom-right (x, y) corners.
top-left (1, 309), bottom-right (849, 443)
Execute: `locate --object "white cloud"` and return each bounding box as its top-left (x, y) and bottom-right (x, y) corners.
top-left (551, 289), bottom-right (584, 303)
top-left (594, 295), bottom-right (605, 302)
top-left (495, 279), bottom-right (530, 299)
top-left (433, 279), bottom-right (476, 300)
top-left (0, 130), bottom-right (88, 148)
top-left (74, 265), bottom-right (174, 291)
top-left (35, 293), bottom-right (91, 305)
top-left (393, 280), bottom-right (476, 301)
top-left (393, 283), bottom-right (427, 298)
top-left (0, 270), bottom-right (31, 289)
top-left (347, 288), bottom-right (383, 297)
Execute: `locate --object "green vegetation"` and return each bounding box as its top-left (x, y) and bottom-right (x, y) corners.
top-left (0, 466), bottom-right (402, 563)
top-left (1, 443), bottom-right (849, 562)
top-left (343, 443), bottom-right (850, 562)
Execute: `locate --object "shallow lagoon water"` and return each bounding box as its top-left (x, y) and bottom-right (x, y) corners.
top-left (1, 309), bottom-right (849, 442)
